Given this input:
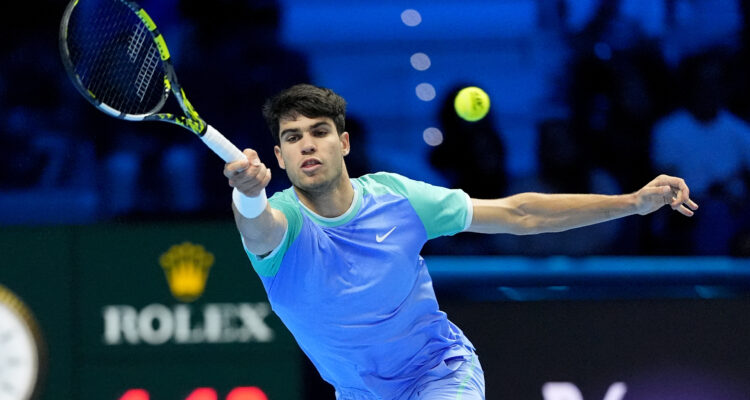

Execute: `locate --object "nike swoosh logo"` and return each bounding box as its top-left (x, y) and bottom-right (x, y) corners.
top-left (376, 226), bottom-right (397, 243)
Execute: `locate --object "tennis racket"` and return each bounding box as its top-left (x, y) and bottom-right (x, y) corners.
top-left (59, 0), bottom-right (246, 163)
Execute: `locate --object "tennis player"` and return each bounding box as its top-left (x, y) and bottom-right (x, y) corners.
top-left (223, 84), bottom-right (698, 400)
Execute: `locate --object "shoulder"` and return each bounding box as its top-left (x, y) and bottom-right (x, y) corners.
top-left (356, 171), bottom-right (410, 186)
top-left (356, 172), bottom-right (433, 197)
top-left (267, 187), bottom-right (304, 231)
top-left (268, 187), bottom-right (300, 211)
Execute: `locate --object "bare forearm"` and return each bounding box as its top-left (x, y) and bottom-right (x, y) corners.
top-left (468, 174), bottom-right (697, 236)
top-left (469, 192), bottom-right (639, 235)
top-left (232, 203), bottom-right (286, 255)
top-left (224, 148), bottom-right (286, 255)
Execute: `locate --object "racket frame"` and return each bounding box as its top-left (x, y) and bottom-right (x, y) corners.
top-left (59, 0), bottom-right (208, 137)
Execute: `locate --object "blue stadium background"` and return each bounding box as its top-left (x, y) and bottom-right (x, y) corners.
top-left (3, 0), bottom-right (750, 257)
top-left (2, 1), bottom-right (750, 399)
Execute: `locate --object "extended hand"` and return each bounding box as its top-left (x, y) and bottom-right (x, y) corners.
top-left (223, 149), bottom-right (272, 197)
top-left (634, 175), bottom-right (699, 216)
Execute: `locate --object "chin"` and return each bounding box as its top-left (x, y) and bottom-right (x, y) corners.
top-left (291, 174), bottom-right (329, 192)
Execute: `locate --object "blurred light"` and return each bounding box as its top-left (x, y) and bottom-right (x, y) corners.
top-left (415, 83), bottom-right (436, 101)
top-left (119, 389), bottom-right (149, 400)
top-left (227, 387), bottom-right (268, 400)
top-left (118, 387), bottom-right (268, 400)
top-left (542, 382), bottom-right (583, 400)
top-left (185, 388), bottom-right (218, 400)
top-left (410, 52), bottom-right (431, 71)
top-left (401, 9), bottom-right (422, 27)
top-left (423, 127), bottom-right (443, 146)
top-left (603, 382), bottom-right (628, 400)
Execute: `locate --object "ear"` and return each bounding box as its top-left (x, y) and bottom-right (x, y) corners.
top-left (340, 132), bottom-right (350, 156)
top-left (274, 145), bottom-right (286, 170)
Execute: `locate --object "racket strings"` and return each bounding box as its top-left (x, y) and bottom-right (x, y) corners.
top-left (134, 45), bottom-right (160, 102)
top-left (64, 0), bottom-right (166, 116)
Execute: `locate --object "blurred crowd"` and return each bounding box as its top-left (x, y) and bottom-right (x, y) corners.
top-left (1, 0), bottom-right (748, 256)
top-left (427, 0), bottom-right (750, 256)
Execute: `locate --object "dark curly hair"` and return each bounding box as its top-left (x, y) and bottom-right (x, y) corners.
top-left (262, 84), bottom-right (347, 145)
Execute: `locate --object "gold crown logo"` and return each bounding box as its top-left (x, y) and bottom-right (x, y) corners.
top-left (159, 242), bottom-right (214, 302)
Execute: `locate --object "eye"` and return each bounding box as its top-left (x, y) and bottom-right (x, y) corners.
top-left (314, 130), bottom-right (328, 137)
top-left (285, 134), bottom-right (300, 143)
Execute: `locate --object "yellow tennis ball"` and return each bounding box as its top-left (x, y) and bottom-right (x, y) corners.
top-left (454, 86), bottom-right (490, 122)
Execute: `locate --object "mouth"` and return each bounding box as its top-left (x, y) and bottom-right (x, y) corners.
top-left (300, 158), bottom-right (322, 171)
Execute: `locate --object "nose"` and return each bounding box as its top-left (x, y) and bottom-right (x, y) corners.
top-left (300, 134), bottom-right (316, 154)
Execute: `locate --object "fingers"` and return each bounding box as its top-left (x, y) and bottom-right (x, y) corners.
top-left (232, 165), bottom-right (271, 197)
top-left (675, 203), bottom-right (694, 217)
top-left (224, 149), bottom-right (259, 177)
top-left (245, 148), bottom-right (262, 167)
top-left (684, 196), bottom-right (699, 211)
top-left (223, 149), bottom-right (271, 196)
top-left (667, 179), bottom-right (698, 211)
top-left (638, 174), bottom-right (700, 217)
top-left (650, 174), bottom-right (698, 214)
top-left (667, 188), bottom-right (695, 217)
top-left (668, 177), bottom-right (689, 207)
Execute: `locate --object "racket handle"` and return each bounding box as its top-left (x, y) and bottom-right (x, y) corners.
top-left (201, 125), bottom-right (247, 162)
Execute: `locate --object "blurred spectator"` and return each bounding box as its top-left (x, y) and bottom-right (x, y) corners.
top-left (651, 50), bottom-right (750, 254)
top-left (561, 0), bottom-right (666, 52)
top-left (0, 7), bottom-right (73, 190)
top-left (423, 84), bottom-right (508, 255)
top-left (0, 3), bottom-right (99, 224)
top-left (731, 230), bottom-right (750, 257)
top-left (0, 0), bottom-right (310, 223)
top-left (177, 0), bottom-right (311, 217)
top-left (556, 0), bottom-right (683, 254)
top-left (727, 1), bottom-right (750, 257)
top-left (652, 50), bottom-right (750, 198)
top-left (726, 0), bottom-right (750, 122)
top-left (534, 119), bottom-right (591, 194)
top-left (429, 84), bottom-right (508, 199)
top-left (83, 0), bottom-right (312, 220)
top-left (342, 115), bottom-right (373, 179)
top-left (561, 0), bottom-right (743, 65)
top-left (563, 0), bottom-right (671, 196)
top-left (494, 118), bottom-right (627, 256)
top-left (660, 0), bottom-right (743, 66)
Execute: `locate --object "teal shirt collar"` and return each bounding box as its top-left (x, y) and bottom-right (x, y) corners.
top-left (295, 179), bottom-right (363, 227)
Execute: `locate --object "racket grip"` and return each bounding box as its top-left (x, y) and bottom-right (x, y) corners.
top-left (201, 125), bottom-right (247, 162)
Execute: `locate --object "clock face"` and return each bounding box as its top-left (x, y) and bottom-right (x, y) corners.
top-left (0, 288), bottom-right (41, 400)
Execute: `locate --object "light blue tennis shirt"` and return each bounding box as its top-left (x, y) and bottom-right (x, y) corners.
top-left (245, 172), bottom-right (476, 399)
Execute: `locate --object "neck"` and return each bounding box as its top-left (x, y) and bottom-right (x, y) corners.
top-left (294, 173), bottom-right (354, 218)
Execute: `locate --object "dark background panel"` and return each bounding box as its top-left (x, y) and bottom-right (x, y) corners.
top-left (440, 298), bottom-right (750, 399)
top-left (0, 227), bottom-right (76, 399)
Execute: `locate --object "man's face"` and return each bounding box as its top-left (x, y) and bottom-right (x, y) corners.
top-left (274, 115), bottom-right (350, 194)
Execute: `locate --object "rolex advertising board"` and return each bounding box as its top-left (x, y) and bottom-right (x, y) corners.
top-left (3, 224), bottom-right (749, 400)
top-left (0, 223), bottom-right (301, 400)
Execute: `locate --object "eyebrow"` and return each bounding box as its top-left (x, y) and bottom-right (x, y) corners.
top-left (279, 121), bottom-right (332, 139)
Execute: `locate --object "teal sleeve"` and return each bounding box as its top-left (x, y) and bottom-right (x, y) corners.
top-left (244, 190), bottom-right (303, 277)
top-left (361, 173), bottom-right (473, 239)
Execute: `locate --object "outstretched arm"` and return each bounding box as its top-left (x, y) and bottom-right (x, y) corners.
top-left (224, 149), bottom-right (287, 255)
top-left (467, 174), bottom-right (698, 235)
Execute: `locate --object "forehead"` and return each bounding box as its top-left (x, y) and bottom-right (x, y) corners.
top-left (279, 115), bottom-right (335, 132)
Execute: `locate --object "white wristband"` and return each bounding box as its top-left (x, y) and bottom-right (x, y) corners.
top-left (232, 188), bottom-right (268, 219)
